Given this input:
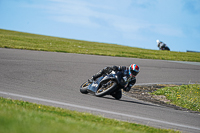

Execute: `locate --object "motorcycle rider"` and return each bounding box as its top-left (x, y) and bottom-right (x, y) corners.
top-left (88, 64), bottom-right (140, 92)
top-left (156, 40), bottom-right (167, 50)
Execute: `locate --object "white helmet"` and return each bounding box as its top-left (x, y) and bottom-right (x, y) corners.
top-left (156, 40), bottom-right (160, 43)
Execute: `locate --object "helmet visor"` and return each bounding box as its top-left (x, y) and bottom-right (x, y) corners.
top-left (130, 69), bottom-right (139, 76)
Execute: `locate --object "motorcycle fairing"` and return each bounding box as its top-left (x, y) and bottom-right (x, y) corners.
top-left (87, 76), bottom-right (103, 94)
top-left (87, 72), bottom-right (117, 93)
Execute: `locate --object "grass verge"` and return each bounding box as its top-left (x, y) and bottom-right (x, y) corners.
top-left (0, 97), bottom-right (179, 133)
top-left (151, 84), bottom-right (200, 112)
top-left (1, 29), bottom-right (200, 62)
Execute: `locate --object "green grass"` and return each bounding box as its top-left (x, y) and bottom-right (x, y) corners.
top-left (0, 97), bottom-right (179, 133)
top-left (152, 84), bottom-right (200, 112)
top-left (1, 29), bottom-right (200, 62)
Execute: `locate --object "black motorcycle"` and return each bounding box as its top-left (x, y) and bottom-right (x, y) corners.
top-left (158, 43), bottom-right (170, 51)
top-left (161, 45), bottom-right (170, 51)
top-left (80, 70), bottom-right (130, 100)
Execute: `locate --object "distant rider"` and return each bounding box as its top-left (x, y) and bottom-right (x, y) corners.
top-left (88, 64), bottom-right (140, 92)
top-left (156, 40), bottom-right (167, 50)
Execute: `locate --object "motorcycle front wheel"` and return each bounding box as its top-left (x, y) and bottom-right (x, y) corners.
top-left (80, 81), bottom-right (91, 94)
top-left (95, 80), bottom-right (117, 97)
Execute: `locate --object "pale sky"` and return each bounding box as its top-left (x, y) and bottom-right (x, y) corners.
top-left (0, 0), bottom-right (200, 52)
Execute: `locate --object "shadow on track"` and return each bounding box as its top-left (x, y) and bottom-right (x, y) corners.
top-left (98, 96), bottom-right (165, 109)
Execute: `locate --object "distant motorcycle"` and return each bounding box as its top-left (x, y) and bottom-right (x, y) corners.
top-left (80, 70), bottom-right (131, 100)
top-left (160, 45), bottom-right (170, 51)
top-left (157, 40), bottom-right (170, 51)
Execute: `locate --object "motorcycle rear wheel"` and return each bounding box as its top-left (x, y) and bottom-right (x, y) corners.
top-left (80, 81), bottom-right (90, 94)
top-left (165, 47), bottom-right (170, 51)
top-left (111, 90), bottom-right (122, 100)
top-left (95, 80), bottom-right (117, 97)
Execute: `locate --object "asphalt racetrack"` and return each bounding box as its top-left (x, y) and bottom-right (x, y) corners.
top-left (0, 48), bottom-right (200, 132)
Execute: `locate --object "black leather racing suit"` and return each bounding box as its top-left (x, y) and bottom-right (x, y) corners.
top-left (91, 66), bottom-right (136, 92)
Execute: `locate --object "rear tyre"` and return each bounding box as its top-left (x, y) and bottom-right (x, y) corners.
top-left (164, 47), bottom-right (170, 51)
top-left (95, 80), bottom-right (117, 97)
top-left (112, 90), bottom-right (122, 100)
top-left (80, 81), bottom-right (90, 94)
top-left (165, 47), bottom-right (170, 51)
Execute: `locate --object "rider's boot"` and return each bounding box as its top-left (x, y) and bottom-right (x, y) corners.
top-left (88, 70), bottom-right (104, 83)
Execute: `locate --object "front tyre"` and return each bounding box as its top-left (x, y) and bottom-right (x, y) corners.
top-left (95, 80), bottom-right (117, 97)
top-left (80, 81), bottom-right (91, 94)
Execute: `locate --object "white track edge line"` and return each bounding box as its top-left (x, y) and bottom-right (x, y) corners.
top-left (0, 91), bottom-right (199, 131)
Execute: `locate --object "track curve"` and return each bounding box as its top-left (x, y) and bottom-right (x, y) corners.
top-left (0, 48), bottom-right (200, 132)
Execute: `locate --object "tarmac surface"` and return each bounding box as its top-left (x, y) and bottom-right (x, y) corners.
top-left (0, 48), bottom-right (200, 132)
